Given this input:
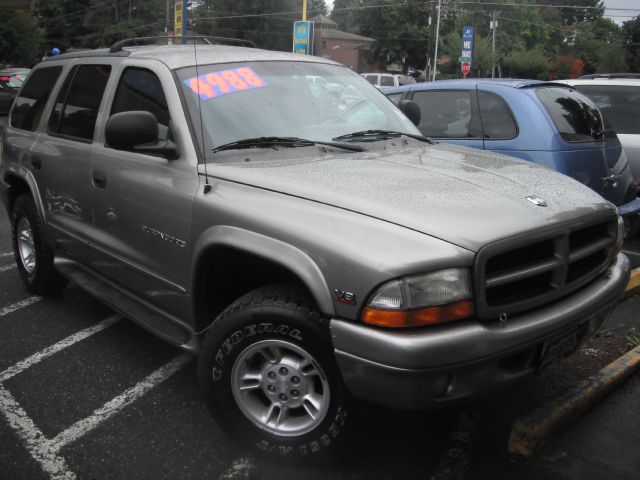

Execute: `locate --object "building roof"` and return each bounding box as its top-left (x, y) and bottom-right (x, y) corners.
top-left (318, 29), bottom-right (375, 43)
top-left (311, 14), bottom-right (338, 26)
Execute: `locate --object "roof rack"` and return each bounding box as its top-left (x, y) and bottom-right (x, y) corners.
top-left (577, 73), bottom-right (640, 80)
top-left (109, 36), bottom-right (257, 53)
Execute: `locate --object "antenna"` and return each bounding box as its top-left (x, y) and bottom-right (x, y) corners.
top-left (192, 39), bottom-right (211, 194)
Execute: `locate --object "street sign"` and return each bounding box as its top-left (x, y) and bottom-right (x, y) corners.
top-left (461, 62), bottom-right (471, 75)
top-left (174, 1), bottom-right (187, 45)
top-left (461, 25), bottom-right (475, 69)
top-left (293, 21), bottom-right (314, 55)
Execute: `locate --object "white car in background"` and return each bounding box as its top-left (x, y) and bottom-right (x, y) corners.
top-left (361, 72), bottom-right (416, 90)
top-left (558, 75), bottom-right (640, 181)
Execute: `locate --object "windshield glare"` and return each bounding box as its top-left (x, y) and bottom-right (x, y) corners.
top-left (178, 61), bottom-right (419, 155)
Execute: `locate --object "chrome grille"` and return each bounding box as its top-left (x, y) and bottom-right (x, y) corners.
top-left (474, 214), bottom-right (617, 320)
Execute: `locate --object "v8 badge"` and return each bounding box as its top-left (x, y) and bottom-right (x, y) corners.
top-left (334, 289), bottom-right (356, 305)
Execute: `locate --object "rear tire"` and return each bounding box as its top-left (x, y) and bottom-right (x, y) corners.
top-left (197, 285), bottom-right (351, 462)
top-left (12, 195), bottom-right (68, 294)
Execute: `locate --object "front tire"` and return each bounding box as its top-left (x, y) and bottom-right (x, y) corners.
top-left (11, 195), bottom-right (67, 294)
top-left (197, 285), bottom-right (351, 461)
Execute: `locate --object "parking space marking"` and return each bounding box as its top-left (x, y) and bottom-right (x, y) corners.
top-left (49, 353), bottom-right (191, 450)
top-left (0, 385), bottom-right (75, 480)
top-left (0, 264), bottom-right (16, 272)
top-left (0, 308), bottom-right (190, 479)
top-left (0, 252), bottom-right (13, 258)
top-left (218, 456), bottom-right (255, 480)
top-left (0, 296), bottom-right (42, 318)
top-left (0, 314), bottom-right (121, 382)
top-left (429, 409), bottom-right (483, 480)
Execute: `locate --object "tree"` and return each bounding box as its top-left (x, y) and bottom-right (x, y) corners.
top-left (502, 45), bottom-right (551, 79)
top-left (0, 11), bottom-right (44, 66)
top-left (622, 16), bottom-right (640, 72)
top-left (193, 1), bottom-right (299, 52)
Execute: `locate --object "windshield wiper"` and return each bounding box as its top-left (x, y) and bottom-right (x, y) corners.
top-left (212, 136), bottom-right (365, 153)
top-left (332, 130), bottom-right (433, 144)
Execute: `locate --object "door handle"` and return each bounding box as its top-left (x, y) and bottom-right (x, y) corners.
top-left (92, 170), bottom-right (107, 189)
top-left (31, 157), bottom-right (42, 170)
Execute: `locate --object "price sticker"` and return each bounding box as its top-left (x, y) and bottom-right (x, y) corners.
top-left (185, 66), bottom-right (267, 100)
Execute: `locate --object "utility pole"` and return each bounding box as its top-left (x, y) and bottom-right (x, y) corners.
top-left (491, 11), bottom-right (498, 79)
top-left (426, 1), bottom-right (435, 81)
top-left (302, 0), bottom-right (307, 21)
top-left (432, 0), bottom-right (442, 81)
top-left (165, 0), bottom-right (169, 33)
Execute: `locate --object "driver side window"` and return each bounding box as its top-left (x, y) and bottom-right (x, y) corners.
top-left (111, 68), bottom-right (172, 141)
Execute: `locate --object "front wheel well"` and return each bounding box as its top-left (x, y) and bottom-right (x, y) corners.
top-left (193, 246), bottom-right (319, 333)
top-left (4, 174), bottom-right (31, 219)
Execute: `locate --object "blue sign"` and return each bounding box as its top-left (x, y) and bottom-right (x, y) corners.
top-left (461, 26), bottom-right (475, 63)
top-left (293, 21), bottom-right (314, 55)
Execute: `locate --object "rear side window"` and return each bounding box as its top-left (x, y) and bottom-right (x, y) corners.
top-left (110, 67), bottom-right (171, 140)
top-left (10, 67), bottom-right (62, 131)
top-left (571, 85), bottom-right (640, 135)
top-left (49, 64), bottom-right (111, 142)
top-left (412, 90), bottom-right (477, 138)
top-left (478, 91), bottom-right (518, 139)
top-left (380, 76), bottom-right (395, 87)
top-left (535, 87), bottom-right (604, 142)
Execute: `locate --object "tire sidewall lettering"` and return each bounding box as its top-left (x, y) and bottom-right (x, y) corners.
top-left (253, 407), bottom-right (347, 456)
top-left (211, 322), bottom-right (304, 382)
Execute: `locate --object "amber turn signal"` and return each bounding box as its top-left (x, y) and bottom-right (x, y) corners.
top-left (361, 300), bottom-right (475, 328)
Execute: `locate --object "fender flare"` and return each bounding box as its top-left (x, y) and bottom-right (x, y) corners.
top-left (192, 225), bottom-right (335, 317)
top-left (5, 165), bottom-right (47, 223)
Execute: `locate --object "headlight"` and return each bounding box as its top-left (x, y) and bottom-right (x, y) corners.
top-left (362, 268), bottom-right (474, 328)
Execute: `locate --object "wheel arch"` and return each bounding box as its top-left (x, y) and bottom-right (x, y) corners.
top-left (192, 226), bottom-right (335, 333)
top-left (3, 167), bottom-right (46, 223)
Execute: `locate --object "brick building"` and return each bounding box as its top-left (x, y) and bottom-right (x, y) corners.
top-left (311, 15), bottom-right (375, 73)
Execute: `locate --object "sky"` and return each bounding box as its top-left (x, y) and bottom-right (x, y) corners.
top-left (602, 0), bottom-right (638, 24)
top-left (324, 1), bottom-right (639, 25)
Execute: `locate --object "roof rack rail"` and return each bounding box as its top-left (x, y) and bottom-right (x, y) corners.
top-left (577, 73), bottom-right (640, 80)
top-left (109, 36), bottom-right (257, 53)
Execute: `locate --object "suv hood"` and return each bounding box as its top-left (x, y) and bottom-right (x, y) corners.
top-left (204, 143), bottom-right (613, 252)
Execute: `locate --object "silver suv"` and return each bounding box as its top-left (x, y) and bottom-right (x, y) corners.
top-left (0, 39), bottom-right (630, 461)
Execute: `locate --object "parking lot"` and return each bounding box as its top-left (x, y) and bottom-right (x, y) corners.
top-left (0, 209), bottom-right (465, 479)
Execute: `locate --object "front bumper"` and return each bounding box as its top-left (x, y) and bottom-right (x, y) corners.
top-left (330, 254), bottom-right (630, 411)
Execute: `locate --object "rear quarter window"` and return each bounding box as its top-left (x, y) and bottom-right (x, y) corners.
top-left (478, 91), bottom-right (518, 139)
top-left (535, 87), bottom-right (605, 142)
top-left (10, 66), bottom-right (62, 132)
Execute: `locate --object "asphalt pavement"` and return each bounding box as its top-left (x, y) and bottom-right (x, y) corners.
top-left (0, 210), bottom-right (455, 479)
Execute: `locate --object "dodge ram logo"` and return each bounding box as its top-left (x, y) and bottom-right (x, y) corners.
top-left (526, 196), bottom-right (547, 207)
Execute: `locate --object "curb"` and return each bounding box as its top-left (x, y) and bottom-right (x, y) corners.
top-left (508, 346), bottom-right (640, 456)
top-left (508, 267), bottom-right (640, 456)
top-left (624, 267), bottom-right (640, 296)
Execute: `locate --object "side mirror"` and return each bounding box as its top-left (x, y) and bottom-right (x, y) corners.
top-left (398, 100), bottom-right (421, 127)
top-left (105, 111), bottom-right (178, 160)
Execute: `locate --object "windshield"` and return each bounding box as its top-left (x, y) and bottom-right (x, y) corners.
top-left (571, 85), bottom-right (640, 135)
top-left (177, 61), bottom-right (419, 157)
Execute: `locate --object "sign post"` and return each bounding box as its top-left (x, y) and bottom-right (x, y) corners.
top-left (460, 26), bottom-right (475, 78)
top-left (292, 21), bottom-right (314, 55)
